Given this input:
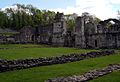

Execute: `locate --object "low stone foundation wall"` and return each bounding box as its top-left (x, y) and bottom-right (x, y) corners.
top-left (46, 64), bottom-right (120, 82)
top-left (0, 50), bottom-right (115, 72)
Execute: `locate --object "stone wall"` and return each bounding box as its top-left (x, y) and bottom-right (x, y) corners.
top-left (37, 24), bottom-right (53, 44)
top-left (1, 13), bottom-right (120, 49)
top-left (47, 64), bottom-right (120, 82)
top-left (0, 50), bottom-right (115, 72)
top-left (18, 26), bottom-right (35, 43)
top-left (74, 16), bottom-right (120, 49)
top-left (52, 12), bottom-right (67, 46)
top-left (64, 31), bottom-right (75, 47)
top-left (75, 17), bottom-right (86, 48)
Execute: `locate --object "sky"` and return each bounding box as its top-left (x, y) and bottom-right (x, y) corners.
top-left (0, 0), bottom-right (120, 20)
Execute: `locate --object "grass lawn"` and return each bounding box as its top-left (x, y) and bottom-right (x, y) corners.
top-left (0, 44), bottom-right (120, 82)
top-left (0, 44), bottom-right (48, 49)
top-left (0, 44), bottom-right (95, 60)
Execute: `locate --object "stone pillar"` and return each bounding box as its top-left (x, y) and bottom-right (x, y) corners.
top-left (52, 12), bottom-right (67, 46)
top-left (75, 17), bottom-right (86, 48)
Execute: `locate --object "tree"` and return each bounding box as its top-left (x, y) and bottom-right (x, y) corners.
top-left (67, 19), bottom-right (75, 31)
top-left (65, 13), bottom-right (77, 31)
top-left (0, 11), bottom-right (7, 28)
top-left (93, 16), bottom-right (101, 24)
top-left (0, 4), bottom-right (57, 30)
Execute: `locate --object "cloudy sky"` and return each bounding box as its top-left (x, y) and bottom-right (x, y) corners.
top-left (0, 0), bottom-right (120, 20)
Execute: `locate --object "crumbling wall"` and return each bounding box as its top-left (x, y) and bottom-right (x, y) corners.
top-left (75, 17), bottom-right (86, 48)
top-left (18, 26), bottom-right (35, 43)
top-left (52, 12), bottom-right (67, 46)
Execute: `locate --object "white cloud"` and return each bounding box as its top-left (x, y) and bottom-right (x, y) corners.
top-left (1, 5), bottom-right (18, 11)
top-left (49, 0), bottom-right (119, 20)
top-left (109, 0), bottom-right (120, 4)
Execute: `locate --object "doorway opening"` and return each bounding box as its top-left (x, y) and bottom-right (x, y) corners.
top-left (95, 40), bottom-right (97, 47)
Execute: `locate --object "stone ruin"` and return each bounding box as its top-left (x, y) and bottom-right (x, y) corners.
top-left (52, 12), bottom-right (67, 46)
top-left (0, 50), bottom-right (115, 72)
top-left (0, 12), bottom-right (120, 48)
top-left (16, 12), bottom-right (66, 46)
top-left (0, 28), bottom-right (19, 44)
top-left (46, 63), bottom-right (120, 82)
top-left (75, 14), bottom-right (120, 48)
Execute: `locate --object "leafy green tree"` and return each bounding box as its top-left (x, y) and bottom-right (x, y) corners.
top-left (67, 19), bottom-right (75, 31)
top-left (0, 4), bottom-right (57, 30)
top-left (0, 11), bottom-right (7, 28)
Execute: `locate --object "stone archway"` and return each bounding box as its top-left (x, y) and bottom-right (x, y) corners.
top-left (98, 19), bottom-right (120, 48)
top-left (99, 18), bottom-right (120, 27)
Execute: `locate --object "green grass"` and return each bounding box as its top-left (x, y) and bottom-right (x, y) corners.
top-left (0, 44), bottom-right (120, 82)
top-left (0, 52), bottom-right (120, 82)
top-left (0, 44), bottom-right (48, 49)
top-left (0, 44), bottom-right (95, 60)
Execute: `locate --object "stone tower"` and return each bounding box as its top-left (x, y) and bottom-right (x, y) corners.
top-left (52, 12), bottom-right (67, 46)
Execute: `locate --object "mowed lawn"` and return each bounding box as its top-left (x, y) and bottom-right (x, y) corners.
top-left (0, 44), bottom-right (95, 60)
top-left (0, 44), bottom-right (120, 82)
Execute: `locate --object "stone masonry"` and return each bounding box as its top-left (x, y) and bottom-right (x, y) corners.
top-left (0, 12), bottom-right (120, 48)
top-left (75, 14), bottom-right (120, 48)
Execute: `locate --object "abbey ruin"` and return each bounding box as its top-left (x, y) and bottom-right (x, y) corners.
top-left (0, 12), bottom-right (120, 48)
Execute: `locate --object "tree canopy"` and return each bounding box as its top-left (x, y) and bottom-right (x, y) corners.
top-left (0, 4), bottom-right (56, 30)
top-left (0, 4), bottom-right (102, 31)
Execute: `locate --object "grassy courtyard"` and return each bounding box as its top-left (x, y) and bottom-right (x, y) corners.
top-left (0, 44), bottom-right (95, 60)
top-left (0, 44), bottom-right (120, 82)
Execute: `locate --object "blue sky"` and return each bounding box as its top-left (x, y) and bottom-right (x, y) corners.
top-left (0, 0), bottom-right (120, 20)
top-left (0, 0), bottom-right (75, 9)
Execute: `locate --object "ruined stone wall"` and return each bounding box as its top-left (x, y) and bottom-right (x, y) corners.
top-left (0, 50), bottom-right (115, 72)
top-left (37, 24), bottom-right (53, 44)
top-left (116, 34), bottom-right (120, 47)
top-left (86, 33), bottom-right (120, 49)
top-left (1, 14), bottom-right (120, 49)
top-left (95, 19), bottom-right (120, 48)
top-left (75, 17), bottom-right (86, 48)
top-left (105, 33), bottom-right (120, 48)
top-left (47, 63), bottom-right (120, 82)
top-left (52, 13), bottom-right (67, 46)
top-left (0, 35), bottom-right (7, 43)
top-left (75, 15), bottom-right (98, 48)
top-left (64, 31), bottom-right (75, 47)
top-left (19, 26), bottom-right (35, 43)
top-left (75, 16), bottom-right (120, 49)
top-left (87, 34), bottom-right (106, 48)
